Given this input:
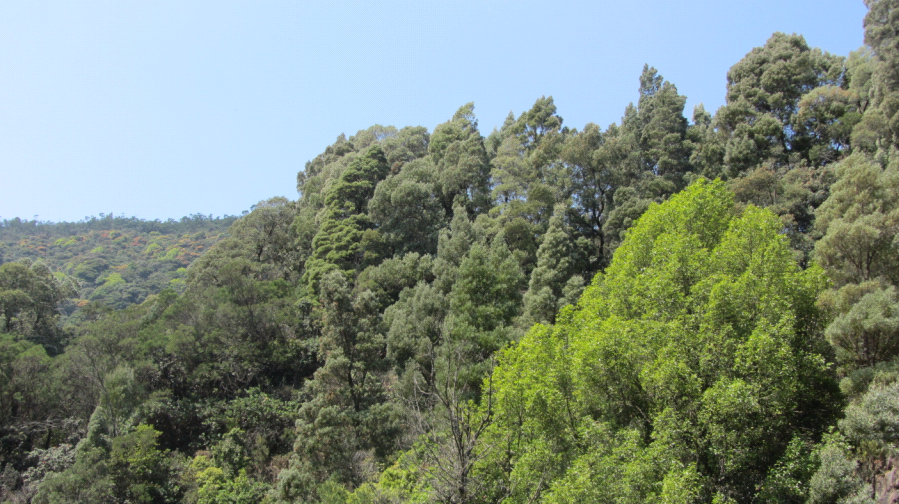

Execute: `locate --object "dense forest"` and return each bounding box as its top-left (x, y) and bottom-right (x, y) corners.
top-left (2, 1), bottom-right (899, 502)
top-left (0, 214), bottom-right (237, 326)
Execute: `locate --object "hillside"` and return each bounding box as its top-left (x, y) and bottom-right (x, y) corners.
top-left (2, 2), bottom-right (899, 502)
top-left (0, 214), bottom-right (236, 314)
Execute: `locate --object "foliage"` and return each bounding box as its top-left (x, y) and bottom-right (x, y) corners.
top-left (484, 180), bottom-right (839, 503)
top-left (5, 6), bottom-right (899, 500)
top-left (0, 214), bottom-right (235, 314)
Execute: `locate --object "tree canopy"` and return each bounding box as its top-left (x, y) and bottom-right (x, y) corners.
top-left (6, 3), bottom-right (899, 501)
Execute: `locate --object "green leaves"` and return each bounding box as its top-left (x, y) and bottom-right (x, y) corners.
top-left (449, 237), bottom-right (524, 339)
top-left (815, 153), bottom-right (899, 287)
top-left (864, 0), bottom-right (899, 148)
top-left (0, 260), bottom-right (76, 353)
top-left (826, 284), bottom-right (899, 368)
top-left (485, 179), bottom-right (838, 503)
top-left (324, 145), bottom-right (390, 216)
top-left (18, 13), bottom-right (899, 498)
top-left (369, 158), bottom-right (447, 256)
top-left (720, 32), bottom-right (845, 173)
top-left (303, 145), bottom-right (391, 294)
top-left (429, 103), bottom-right (492, 213)
top-left (815, 152), bottom-right (899, 373)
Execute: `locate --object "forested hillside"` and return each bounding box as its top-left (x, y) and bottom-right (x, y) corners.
top-left (0, 214), bottom-right (237, 320)
top-left (2, 1), bottom-right (899, 502)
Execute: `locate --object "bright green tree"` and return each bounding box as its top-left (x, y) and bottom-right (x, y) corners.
top-left (483, 179), bottom-right (839, 503)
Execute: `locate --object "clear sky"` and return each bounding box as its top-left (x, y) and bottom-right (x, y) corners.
top-left (0, 1), bottom-right (869, 223)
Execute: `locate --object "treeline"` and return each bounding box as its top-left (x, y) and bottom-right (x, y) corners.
top-left (0, 213), bottom-right (239, 238)
top-left (2, 1), bottom-right (899, 502)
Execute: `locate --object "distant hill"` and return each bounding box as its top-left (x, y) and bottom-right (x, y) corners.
top-left (0, 214), bottom-right (237, 315)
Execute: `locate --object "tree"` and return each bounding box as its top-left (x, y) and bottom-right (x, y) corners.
top-left (631, 65), bottom-right (692, 193)
top-left (825, 285), bottom-right (899, 370)
top-left (34, 425), bottom-right (182, 504)
top-left (715, 34), bottom-right (849, 262)
top-left (369, 157), bottom-right (448, 256)
top-left (816, 153), bottom-right (899, 287)
top-left (795, 85), bottom-right (862, 164)
top-left (521, 205), bottom-right (582, 326)
top-left (864, 0), bottom-right (899, 148)
top-left (303, 145), bottom-right (391, 293)
top-left (686, 104), bottom-right (728, 179)
top-left (279, 271), bottom-right (401, 498)
top-left (384, 205), bottom-right (477, 394)
top-left (815, 153), bottom-right (899, 371)
top-left (573, 67), bottom-right (694, 265)
top-left (189, 197), bottom-right (298, 286)
top-left (429, 104), bottom-right (492, 215)
top-left (719, 32), bottom-right (844, 173)
top-left (0, 260), bottom-right (76, 353)
top-left (484, 179), bottom-right (839, 503)
top-left (490, 97), bottom-right (568, 221)
top-left (404, 343), bottom-right (498, 504)
top-left (560, 123), bottom-right (621, 271)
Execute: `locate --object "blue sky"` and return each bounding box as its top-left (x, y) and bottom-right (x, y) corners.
top-left (0, 1), bottom-right (868, 223)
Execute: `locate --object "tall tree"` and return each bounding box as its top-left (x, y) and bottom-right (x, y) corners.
top-left (302, 145), bottom-right (390, 294)
top-left (429, 104), bottom-right (492, 216)
top-left (368, 157), bottom-right (447, 256)
top-left (520, 205), bottom-right (582, 326)
top-left (815, 153), bottom-right (899, 370)
top-left (719, 32), bottom-right (845, 174)
top-left (632, 65), bottom-right (692, 195)
top-left (491, 96), bottom-right (568, 210)
top-left (864, 0), bottom-right (899, 148)
top-left (279, 272), bottom-right (401, 499)
top-left (561, 123), bottom-right (620, 271)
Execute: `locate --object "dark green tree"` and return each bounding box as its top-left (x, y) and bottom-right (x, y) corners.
top-left (429, 104), bottom-right (492, 215)
top-left (815, 153), bottom-right (899, 371)
top-left (520, 205), bottom-right (582, 326)
top-left (864, 0), bottom-right (899, 149)
top-left (278, 271), bottom-right (401, 498)
top-left (368, 157), bottom-right (448, 256)
top-left (560, 123), bottom-right (622, 271)
top-left (631, 65), bottom-right (692, 194)
top-left (719, 32), bottom-right (845, 173)
top-left (490, 96), bottom-right (567, 215)
top-left (303, 145), bottom-right (390, 293)
top-left (0, 260), bottom-right (76, 353)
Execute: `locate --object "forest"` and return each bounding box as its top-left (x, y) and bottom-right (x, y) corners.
top-left (2, 1), bottom-right (899, 502)
top-left (0, 214), bottom-right (237, 325)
